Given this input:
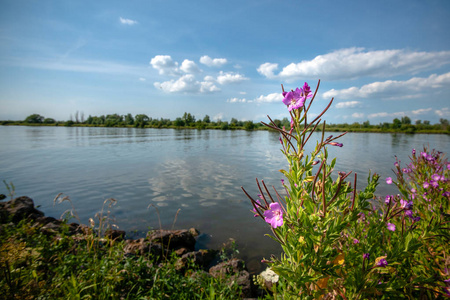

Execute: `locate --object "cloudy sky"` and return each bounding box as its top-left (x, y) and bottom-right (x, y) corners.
top-left (1, 0), bottom-right (449, 124)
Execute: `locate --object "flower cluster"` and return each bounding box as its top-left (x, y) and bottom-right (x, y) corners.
top-left (242, 80), bottom-right (450, 298)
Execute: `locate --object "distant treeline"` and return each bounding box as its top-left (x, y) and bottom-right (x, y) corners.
top-left (1, 113), bottom-right (449, 133)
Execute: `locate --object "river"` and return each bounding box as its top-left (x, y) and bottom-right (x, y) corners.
top-left (0, 126), bottom-right (448, 273)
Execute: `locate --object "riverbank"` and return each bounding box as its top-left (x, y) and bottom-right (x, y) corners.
top-left (0, 196), bottom-right (264, 299)
top-left (1, 122), bottom-right (449, 134)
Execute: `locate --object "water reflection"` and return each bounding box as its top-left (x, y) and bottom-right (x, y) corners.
top-left (1, 126), bottom-right (448, 274)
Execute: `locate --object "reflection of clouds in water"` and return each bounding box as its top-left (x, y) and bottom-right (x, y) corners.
top-left (148, 158), bottom-right (240, 207)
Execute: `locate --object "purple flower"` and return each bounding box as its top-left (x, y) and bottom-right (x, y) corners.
top-left (264, 202), bottom-right (284, 228)
top-left (447, 163), bottom-right (450, 170)
top-left (423, 181), bottom-right (430, 189)
top-left (280, 179), bottom-right (285, 185)
top-left (412, 149), bottom-right (416, 155)
top-left (387, 223), bottom-right (396, 231)
top-left (430, 181), bottom-right (439, 188)
top-left (405, 210), bottom-right (413, 218)
top-left (328, 142), bottom-right (343, 147)
top-left (413, 216), bottom-right (421, 223)
top-left (282, 88), bottom-right (306, 111)
top-left (363, 253), bottom-right (370, 260)
top-left (385, 195), bottom-right (392, 204)
top-left (302, 82), bottom-right (311, 95)
top-left (432, 174), bottom-right (441, 181)
top-left (376, 258), bottom-right (388, 267)
top-left (353, 239), bottom-right (360, 244)
top-left (386, 177), bottom-right (393, 185)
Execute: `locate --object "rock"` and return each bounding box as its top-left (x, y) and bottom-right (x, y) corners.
top-left (123, 238), bottom-right (165, 258)
top-left (105, 229), bottom-right (126, 241)
top-left (175, 249), bottom-right (218, 271)
top-left (147, 229), bottom-right (196, 252)
top-left (0, 196), bottom-right (44, 224)
top-left (209, 258), bottom-right (254, 298)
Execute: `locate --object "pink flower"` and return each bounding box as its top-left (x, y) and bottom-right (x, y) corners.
top-left (386, 177), bottom-right (393, 185)
top-left (376, 258), bottom-right (388, 267)
top-left (387, 223), bottom-right (396, 231)
top-left (264, 202), bottom-right (284, 228)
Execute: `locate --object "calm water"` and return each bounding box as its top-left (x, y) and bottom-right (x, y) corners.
top-left (0, 126), bottom-right (449, 273)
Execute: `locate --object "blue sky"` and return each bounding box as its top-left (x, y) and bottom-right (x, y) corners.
top-left (1, 0), bottom-right (449, 124)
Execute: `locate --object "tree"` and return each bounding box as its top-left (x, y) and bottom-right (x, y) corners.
top-left (244, 121), bottom-right (255, 130)
top-left (392, 118), bottom-right (402, 129)
top-left (415, 120), bottom-right (422, 125)
top-left (401, 116), bottom-right (411, 125)
top-left (43, 118), bottom-right (56, 124)
top-left (203, 115), bottom-right (211, 123)
top-left (24, 114), bottom-right (44, 123)
top-left (124, 113), bottom-right (134, 125)
top-left (183, 112), bottom-right (195, 126)
top-left (423, 120), bottom-right (430, 125)
top-left (173, 117), bottom-right (185, 127)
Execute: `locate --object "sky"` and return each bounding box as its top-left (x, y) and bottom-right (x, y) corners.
top-left (0, 0), bottom-right (449, 124)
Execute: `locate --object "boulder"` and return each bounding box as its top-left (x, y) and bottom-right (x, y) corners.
top-left (0, 196), bottom-right (44, 224)
top-left (147, 228), bottom-right (197, 251)
top-left (209, 258), bottom-right (254, 298)
top-left (175, 249), bottom-right (218, 271)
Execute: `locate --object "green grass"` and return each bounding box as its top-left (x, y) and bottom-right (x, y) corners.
top-left (0, 219), bottom-right (243, 299)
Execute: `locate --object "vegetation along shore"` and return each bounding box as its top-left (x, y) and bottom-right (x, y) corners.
top-left (1, 112), bottom-right (449, 133)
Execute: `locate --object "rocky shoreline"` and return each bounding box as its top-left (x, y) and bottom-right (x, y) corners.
top-left (0, 196), bottom-right (262, 298)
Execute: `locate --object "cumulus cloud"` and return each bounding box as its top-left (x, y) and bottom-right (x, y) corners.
top-left (335, 101), bottom-right (361, 109)
top-left (154, 74), bottom-right (219, 93)
top-left (200, 55), bottom-right (227, 67)
top-left (257, 63), bottom-right (279, 79)
top-left (258, 48), bottom-right (450, 81)
top-left (216, 71), bottom-right (248, 84)
top-left (323, 72), bottom-right (450, 100)
top-left (180, 59), bottom-right (200, 74)
top-left (119, 17), bottom-right (138, 25)
top-left (150, 55), bottom-right (180, 76)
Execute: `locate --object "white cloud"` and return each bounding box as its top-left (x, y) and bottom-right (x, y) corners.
top-left (323, 72), bottom-right (450, 100)
top-left (180, 59), bottom-right (201, 74)
top-left (139, 77), bottom-right (146, 81)
top-left (257, 62), bottom-right (278, 79)
top-left (150, 55), bottom-right (180, 76)
top-left (352, 112), bottom-right (365, 118)
top-left (258, 48), bottom-right (450, 81)
top-left (216, 71), bottom-right (248, 84)
top-left (200, 81), bottom-right (220, 93)
top-left (335, 101), bottom-right (361, 108)
top-left (200, 55), bottom-right (227, 67)
top-left (411, 108), bottom-right (432, 115)
top-left (368, 111), bottom-right (406, 119)
top-left (435, 107), bottom-right (450, 117)
top-left (154, 74), bottom-right (219, 94)
top-left (119, 17), bottom-right (138, 25)
top-left (227, 97), bottom-right (247, 103)
top-left (253, 93), bottom-right (282, 103)
top-left (239, 91), bottom-right (247, 95)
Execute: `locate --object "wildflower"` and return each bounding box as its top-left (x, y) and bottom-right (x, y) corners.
top-left (327, 142), bottom-right (343, 147)
top-left (405, 210), bottom-right (413, 218)
top-left (282, 88), bottom-right (305, 111)
top-left (423, 181), bottom-right (430, 189)
top-left (302, 82), bottom-right (311, 95)
top-left (280, 179), bottom-right (285, 185)
top-left (385, 195), bottom-right (392, 204)
top-left (376, 258), bottom-right (388, 267)
top-left (432, 174), bottom-right (441, 181)
top-left (430, 180), bottom-right (439, 188)
top-left (353, 239), bottom-right (360, 244)
top-left (264, 202), bottom-right (284, 228)
top-left (387, 223), bottom-right (396, 231)
top-left (363, 253), bottom-right (370, 260)
top-left (412, 148), bottom-right (416, 155)
top-left (386, 177), bottom-right (393, 185)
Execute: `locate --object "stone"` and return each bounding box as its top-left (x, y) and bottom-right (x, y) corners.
top-left (209, 258), bottom-right (254, 298)
top-left (147, 229), bottom-right (196, 251)
top-left (175, 249), bottom-right (218, 271)
top-left (0, 196), bottom-right (44, 224)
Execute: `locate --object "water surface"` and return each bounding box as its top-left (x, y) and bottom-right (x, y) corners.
top-left (0, 126), bottom-right (448, 273)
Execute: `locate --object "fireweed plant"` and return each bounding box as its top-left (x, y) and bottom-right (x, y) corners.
top-left (242, 80), bottom-right (450, 299)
